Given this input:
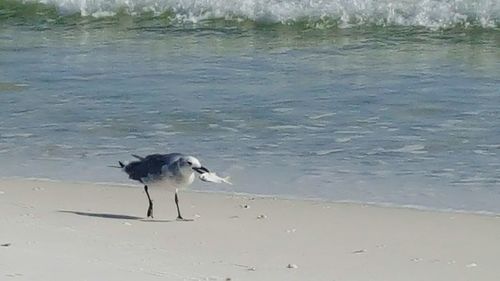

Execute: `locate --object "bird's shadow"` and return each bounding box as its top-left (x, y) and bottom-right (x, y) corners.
top-left (57, 210), bottom-right (176, 222)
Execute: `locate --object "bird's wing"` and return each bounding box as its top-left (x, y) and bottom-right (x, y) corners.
top-left (124, 153), bottom-right (185, 182)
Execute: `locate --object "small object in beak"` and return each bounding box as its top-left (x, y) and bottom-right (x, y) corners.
top-left (199, 172), bottom-right (232, 185)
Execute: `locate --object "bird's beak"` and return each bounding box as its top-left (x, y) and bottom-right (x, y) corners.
top-left (193, 166), bottom-right (210, 174)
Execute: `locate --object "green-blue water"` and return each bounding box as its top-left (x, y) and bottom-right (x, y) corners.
top-left (1, 0), bottom-right (500, 213)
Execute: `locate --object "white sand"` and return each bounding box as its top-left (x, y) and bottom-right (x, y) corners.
top-left (1, 179), bottom-right (499, 281)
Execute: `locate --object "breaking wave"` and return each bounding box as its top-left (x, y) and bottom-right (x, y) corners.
top-left (1, 0), bottom-right (499, 29)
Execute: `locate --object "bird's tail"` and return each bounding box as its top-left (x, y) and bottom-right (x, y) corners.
top-left (131, 154), bottom-right (144, 160)
top-left (108, 161), bottom-right (125, 169)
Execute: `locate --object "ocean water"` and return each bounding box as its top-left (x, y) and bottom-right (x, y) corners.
top-left (1, 0), bottom-right (499, 213)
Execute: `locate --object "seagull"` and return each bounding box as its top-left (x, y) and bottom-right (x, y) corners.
top-left (118, 153), bottom-right (210, 220)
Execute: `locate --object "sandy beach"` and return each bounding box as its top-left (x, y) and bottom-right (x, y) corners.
top-left (1, 179), bottom-right (499, 281)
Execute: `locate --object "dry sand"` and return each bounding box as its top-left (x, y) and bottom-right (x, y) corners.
top-left (1, 179), bottom-right (499, 281)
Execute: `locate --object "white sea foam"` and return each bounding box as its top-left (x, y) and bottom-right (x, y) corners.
top-left (308, 112), bottom-right (335, 120)
top-left (34, 0), bottom-right (500, 28)
top-left (314, 149), bottom-right (344, 156)
top-left (335, 137), bottom-right (352, 143)
top-left (268, 125), bottom-right (302, 130)
top-left (389, 144), bottom-right (427, 154)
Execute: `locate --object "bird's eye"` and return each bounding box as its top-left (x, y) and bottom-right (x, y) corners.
top-left (186, 161), bottom-right (192, 165)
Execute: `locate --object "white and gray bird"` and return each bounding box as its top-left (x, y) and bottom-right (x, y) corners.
top-left (118, 153), bottom-right (210, 220)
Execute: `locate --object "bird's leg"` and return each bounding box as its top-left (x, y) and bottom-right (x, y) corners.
top-left (144, 185), bottom-right (153, 218)
top-left (174, 188), bottom-right (184, 220)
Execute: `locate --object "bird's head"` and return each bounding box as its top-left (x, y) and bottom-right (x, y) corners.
top-left (179, 156), bottom-right (210, 174)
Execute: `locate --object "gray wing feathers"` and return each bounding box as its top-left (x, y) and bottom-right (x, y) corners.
top-left (123, 153), bottom-right (184, 182)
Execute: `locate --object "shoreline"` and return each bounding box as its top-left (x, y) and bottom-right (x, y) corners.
top-left (1, 179), bottom-right (500, 280)
top-left (1, 176), bottom-right (499, 217)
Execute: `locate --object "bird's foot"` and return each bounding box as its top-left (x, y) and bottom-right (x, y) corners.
top-left (176, 216), bottom-right (194, 222)
top-left (147, 209), bottom-right (154, 219)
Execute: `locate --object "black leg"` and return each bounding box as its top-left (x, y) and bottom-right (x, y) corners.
top-left (144, 185), bottom-right (153, 218)
top-left (175, 188), bottom-right (183, 220)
